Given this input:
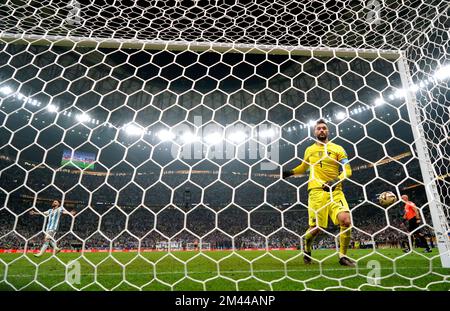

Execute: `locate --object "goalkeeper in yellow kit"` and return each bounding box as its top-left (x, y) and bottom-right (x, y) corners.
top-left (283, 119), bottom-right (355, 267)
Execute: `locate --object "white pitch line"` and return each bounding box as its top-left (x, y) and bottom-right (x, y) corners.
top-left (3, 266), bottom-right (438, 278)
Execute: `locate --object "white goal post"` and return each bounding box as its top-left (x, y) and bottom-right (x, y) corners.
top-left (397, 55), bottom-right (450, 267)
top-left (0, 33), bottom-right (402, 60)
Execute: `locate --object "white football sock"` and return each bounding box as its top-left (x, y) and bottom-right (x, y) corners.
top-left (38, 242), bottom-right (49, 255)
top-left (49, 240), bottom-right (57, 249)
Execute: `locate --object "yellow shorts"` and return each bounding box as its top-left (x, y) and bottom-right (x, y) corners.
top-left (308, 188), bottom-right (350, 228)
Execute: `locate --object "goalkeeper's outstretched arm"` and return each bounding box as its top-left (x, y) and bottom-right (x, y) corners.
top-left (282, 151), bottom-right (309, 179)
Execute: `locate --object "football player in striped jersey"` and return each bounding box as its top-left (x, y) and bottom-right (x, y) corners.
top-left (30, 200), bottom-right (76, 257)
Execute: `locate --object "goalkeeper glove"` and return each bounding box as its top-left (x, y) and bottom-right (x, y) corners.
top-left (322, 178), bottom-right (341, 192)
top-left (282, 170), bottom-right (294, 179)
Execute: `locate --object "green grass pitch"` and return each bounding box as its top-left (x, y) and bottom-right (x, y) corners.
top-left (0, 249), bottom-right (449, 291)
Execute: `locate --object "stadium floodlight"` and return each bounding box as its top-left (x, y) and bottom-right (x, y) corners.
top-left (204, 132), bottom-right (222, 145)
top-left (434, 64), bottom-right (450, 80)
top-left (47, 104), bottom-right (58, 113)
top-left (76, 113), bottom-right (90, 123)
top-left (157, 129), bottom-right (175, 141)
top-left (124, 124), bottom-right (144, 136)
top-left (181, 131), bottom-right (199, 143)
top-left (0, 86), bottom-right (13, 95)
top-left (228, 131), bottom-right (247, 143)
top-left (374, 98), bottom-right (384, 106)
top-left (336, 111), bottom-right (347, 120)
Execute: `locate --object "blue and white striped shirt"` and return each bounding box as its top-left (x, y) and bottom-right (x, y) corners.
top-left (44, 207), bottom-right (64, 232)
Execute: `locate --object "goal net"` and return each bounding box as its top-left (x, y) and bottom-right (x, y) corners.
top-left (0, 0), bottom-right (449, 291)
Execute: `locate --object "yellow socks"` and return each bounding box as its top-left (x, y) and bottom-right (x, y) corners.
top-left (339, 226), bottom-right (351, 258)
top-left (304, 227), bottom-right (350, 257)
top-left (305, 231), bottom-right (315, 253)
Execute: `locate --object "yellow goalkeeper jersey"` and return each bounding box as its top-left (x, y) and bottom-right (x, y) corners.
top-left (292, 141), bottom-right (352, 191)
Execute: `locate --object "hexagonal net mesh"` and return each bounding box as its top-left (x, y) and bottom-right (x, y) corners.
top-left (0, 0), bottom-right (449, 291)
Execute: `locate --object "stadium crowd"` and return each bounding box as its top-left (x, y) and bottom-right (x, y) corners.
top-left (0, 155), bottom-right (439, 252)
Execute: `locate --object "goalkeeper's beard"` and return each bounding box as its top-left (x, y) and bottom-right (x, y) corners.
top-left (317, 133), bottom-right (328, 142)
